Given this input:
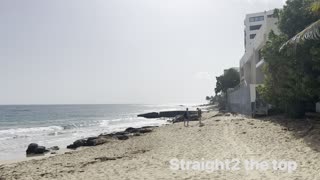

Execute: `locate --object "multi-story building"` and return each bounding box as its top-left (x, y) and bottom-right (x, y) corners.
top-left (227, 10), bottom-right (279, 116)
top-left (240, 10), bottom-right (279, 86)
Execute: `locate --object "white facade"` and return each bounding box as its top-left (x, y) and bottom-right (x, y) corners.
top-left (227, 10), bottom-right (279, 116)
top-left (240, 10), bottom-right (279, 86)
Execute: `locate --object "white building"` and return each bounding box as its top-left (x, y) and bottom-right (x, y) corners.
top-left (227, 10), bottom-right (279, 116)
top-left (240, 10), bottom-right (279, 86)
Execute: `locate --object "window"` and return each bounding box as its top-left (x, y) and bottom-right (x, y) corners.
top-left (250, 34), bottom-right (256, 39)
top-left (249, 16), bottom-right (264, 22)
top-left (244, 30), bottom-right (246, 47)
top-left (249, 25), bottom-right (262, 31)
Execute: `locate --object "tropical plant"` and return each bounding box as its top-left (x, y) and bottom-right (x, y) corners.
top-left (260, 0), bottom-right (320, 118)
top-left (280, 0), bottom-right (320, 50)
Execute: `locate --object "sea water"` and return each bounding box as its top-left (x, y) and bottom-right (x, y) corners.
top-left (0, 104), bottom-right (189, 161)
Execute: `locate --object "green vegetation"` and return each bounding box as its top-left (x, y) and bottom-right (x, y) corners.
top-left (215, 68), bottom-right (240, 95)
top-left (213, 68), bottom-right (240, 109)
top-left (259, 0), bottom-right (320, 118)
top-left (205, 96), bottom-right (215, 104)
top-left (205, 68), bottom-right (240, 108)
top-left (281, 0), bottom-right (320, 49)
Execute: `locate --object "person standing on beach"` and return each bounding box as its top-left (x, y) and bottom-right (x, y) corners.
top-left (184, 108), bottom-right (190, 127)
top-left (197, 108), bottom-right (202, 125)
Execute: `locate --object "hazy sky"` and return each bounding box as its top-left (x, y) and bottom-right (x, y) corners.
top-left (0, 0), bottom-right (285, 105)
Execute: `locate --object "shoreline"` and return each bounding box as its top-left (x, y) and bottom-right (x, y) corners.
top-left (0, 124), bottom-right (165, 166)
top-left (0, 145), bottom-right (79, 165)
top-left (2, 108), bottom-right (318, 179)
top-left (0, 105), bottom-right (212, 165)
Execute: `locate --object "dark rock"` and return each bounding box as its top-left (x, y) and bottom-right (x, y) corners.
top-left (137, 112), bottom-right (159, 118)
top-left (141, 126), bottom-right (158, 129)
top-left (133, 133), bottom-right (141, 136)
top-left (74, 139), bottom-right (87, 147)
top-left (67, 144), bottom-right (76, 149)
top-left (67, 139), bottom-right (87, 149)
top-left (48, 146), bottom-right (60, 151)
top-left (114, 131), bottom-right (128, 136)
top-left (26, 144), bottom-right (49, 155)
top-left (98, 133), bottom-right (113, 138)
top-left (125, 127), bottom-right (140, 133)
top-left (86, 137), bottom-right (108, 146)
top-left (34, 146), bottom-right (48, 154)
top-left (86, 137), bottom-right (98, 141)
top-left (115, 135), bottom-right (129, 140)
top-left (26, 143), bottom-right (38, 154)
top-left (85, 137), bottom-right (98, 146)
top-left (138, 110), bottom-right (198, 119)
top-left (159, 111), bottom-right (186, 118)
top-left (125, 127), bottom-right (153, 134)
top-left (139, 128), bottom-right (152, 133)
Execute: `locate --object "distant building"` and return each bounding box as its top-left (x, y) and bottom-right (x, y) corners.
top-left (227, 10), bottom-right (279, 116)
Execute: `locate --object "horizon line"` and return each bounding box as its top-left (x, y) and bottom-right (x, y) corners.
top-left (0, 102), bottom-right (204, 106)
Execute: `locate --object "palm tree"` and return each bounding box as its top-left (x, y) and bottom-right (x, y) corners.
top-left (280, 1), bottom-right (320, 51)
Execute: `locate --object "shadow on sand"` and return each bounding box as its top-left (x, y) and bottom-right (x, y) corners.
top-left (256, 113), bottom-right (320, 152)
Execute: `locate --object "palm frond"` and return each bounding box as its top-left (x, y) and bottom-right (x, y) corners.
top-left (280, 19), bottom-right (320, 51)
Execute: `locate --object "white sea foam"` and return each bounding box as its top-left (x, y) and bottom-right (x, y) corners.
top-left (99, 117), bottom-right (168, 133)
top-left (0, 126), bottom-right (64, 136)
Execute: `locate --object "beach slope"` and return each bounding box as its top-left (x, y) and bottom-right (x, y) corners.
top-left (1, 111), bottom-right (320, 179)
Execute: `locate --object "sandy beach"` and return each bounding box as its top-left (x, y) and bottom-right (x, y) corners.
top-left (1, 110), bottom-right (320, 180)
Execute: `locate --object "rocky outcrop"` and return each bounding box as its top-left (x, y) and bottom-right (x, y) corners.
top-left (138, 111), bottom-right (197, 119)
top-left (67, 139), bottom-right (87, 149)
top-left (66, 137), bottom-right (109, 149)
top-left (67, 126), bottom-right (156, 149)
top-left (86, 137), bottom-right (108, 146)
top-left (139, 128), bottom-right (152, 133)
top-left (114, 134), bottom-right (129, 140)
top-left (124, 127), bottom-right (154, 134)
top-left (137, 112), bottom-right (159, 118)
top-left (26, 143), bottom-right (49, 155)
top-left (124, 127), bottom-right (140, 133)
top-left (48, 146), bottom-right (60, 151)
top-left (159, 111), bottom-right (185, 117)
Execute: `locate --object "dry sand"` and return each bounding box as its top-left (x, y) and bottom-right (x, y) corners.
top-left (1, 111), bottom-right (320, 180)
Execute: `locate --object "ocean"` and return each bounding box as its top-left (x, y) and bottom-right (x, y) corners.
top-left (0, 104), bottom-right (189, 161)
